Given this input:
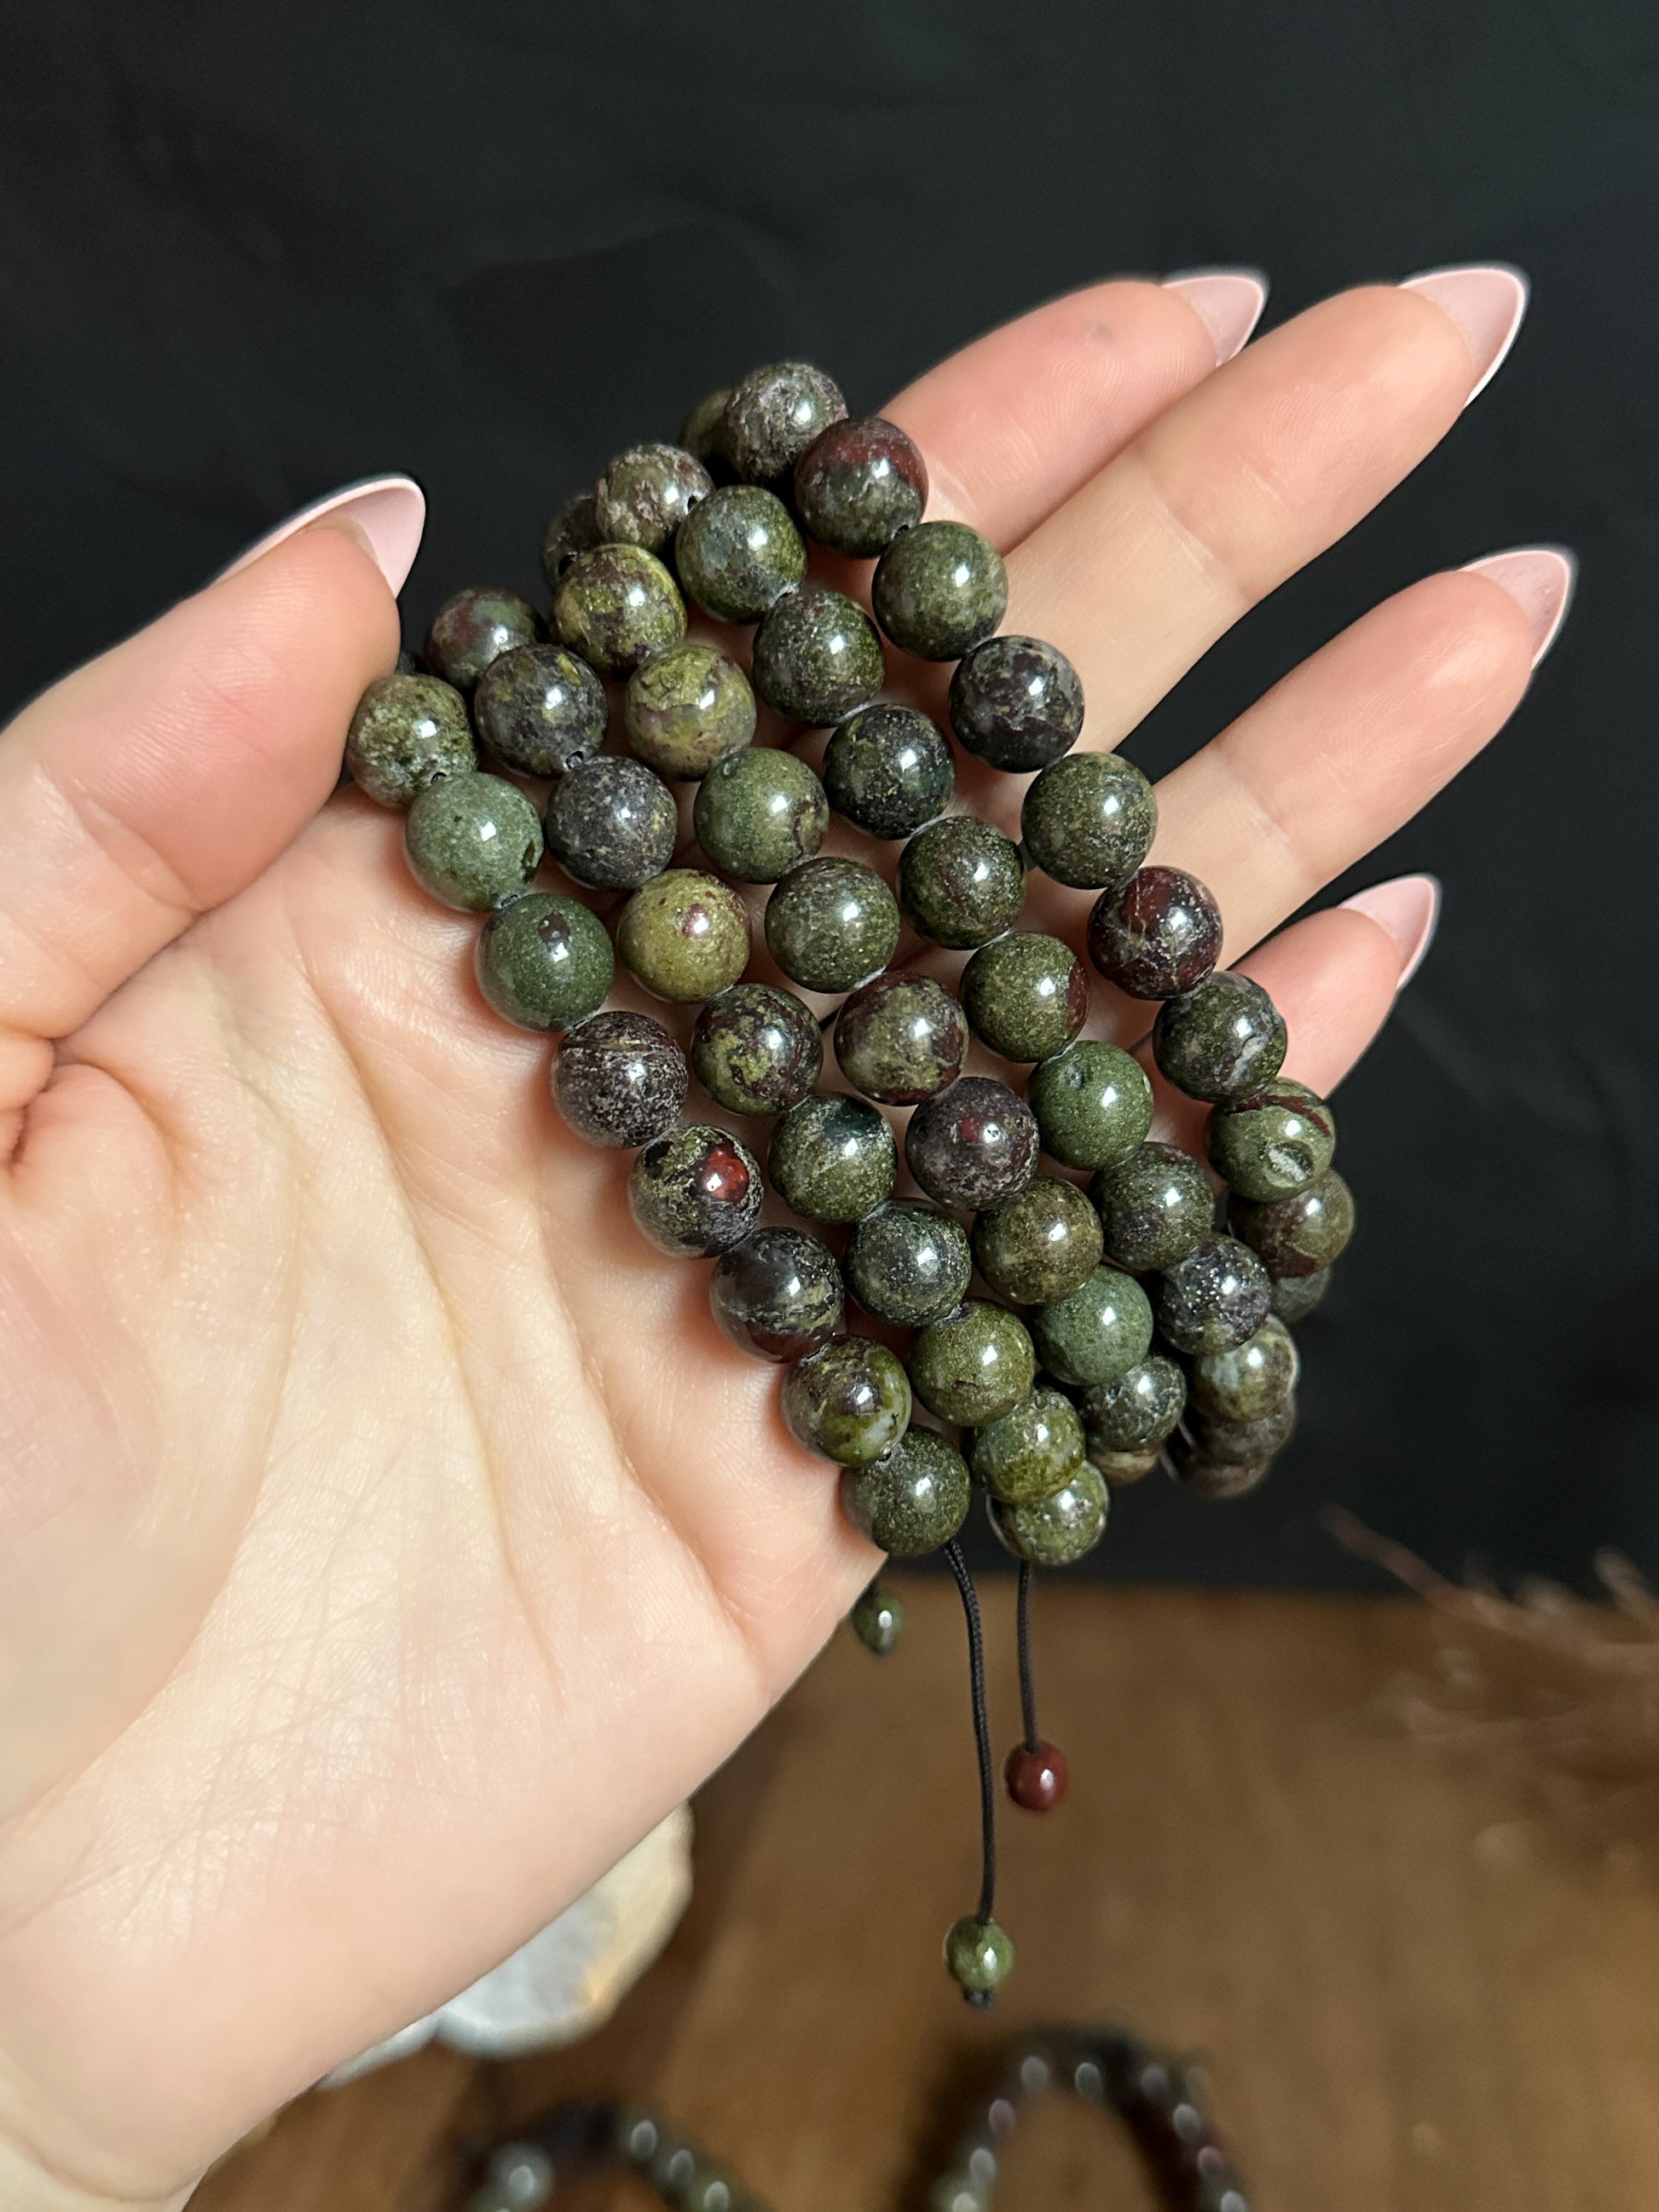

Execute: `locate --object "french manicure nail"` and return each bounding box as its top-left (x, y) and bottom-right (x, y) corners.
top-left (1460, 544), bottom-right (1577, 668)
top-left (217, 474), bottom-right (427, 595)
top-left (1162, 268), bottom-right (1270, 366)
top-left (1398, 263), bottom-right (1529, 404)
top-left (1340, 873), bottom-right (1442, 991)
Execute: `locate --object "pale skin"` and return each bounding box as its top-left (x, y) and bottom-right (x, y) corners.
top-left (0, 277), bottom-right (1557, 2209)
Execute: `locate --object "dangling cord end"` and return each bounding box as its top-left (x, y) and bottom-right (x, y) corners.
top-left (942, 1539), bottom-right (1014, 2005)
top-left (1005, 1557), bottom-right (1070, 1812)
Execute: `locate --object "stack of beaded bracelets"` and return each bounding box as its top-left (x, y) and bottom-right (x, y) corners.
top-left (344, 359), bottom-right (1356, 2007)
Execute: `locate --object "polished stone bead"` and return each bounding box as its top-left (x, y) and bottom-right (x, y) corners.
top-left (345, 673), bottom-right (476, 809)
top-left (1205, 1077), bottom-right (1337, 1202)
top-left (1187, 1313), bottom-right (1300, 1422)
top-left (1020, 752), bottom-right (1156, 888)
top-left (1232, 1170), bottom-right (1356, 1277)
top-left (594, 442), bottom-right (713, 554)
top-left (794, 414), bottom-right (928, 555)
top-left (989, 1459), bottom-right (1109, 1566)
top-left (850, 1578), bottom-right (905, 1655)
top-left (834, 974), bottom-right (966, 1105)
top-left (708, 1227), bottom-right (843, 1360)
top-left (822, 703), bottom-right (955, 839)
top-left (872, 520), bottom-right (1008, 660)
top-left (751, 586), bottom-right (885, 727)
top-left (405, 771), bottom-right (543, 910)
top-left (843, 1201), bottom-right (973, 1327)
top-left (1080, 1353), bottom-right (1187, 1451)
top-left (899, 816), bottom-right (1026, 949)
top-left (1186, 1395), bottom-right (1298, 1465)
top-left (627, 1123), bottom-right (763, 1257)
top-left (1165, 1429), bottom-right (1275, 1502)
top-left (680, 387), bottom-right (732, 465)
top-left (945, 1915), bottom-right (1015, 1997)
top-left (764, 856), bottom-right (900, 992)
top-left (545, 757), bottom-right (678, 891)
top-left (475, 892), bottom-right (613, 1031)
top-left (723, 361), bottom-right (847, 482)
top-left (1269, 1267), bottom-right (1332, 1322)
top-left (1004, 1741), bottom-right (1069, 1811)
top-left (673, 485), bottom-right (806, 622)
top-left (905, 1077), bottom-right (1039, 1209)
top-left (540, 489), bottom-right (604, 592)
top-left (484, 2142), bottom-right (554, 2211)
top-left (1090, 1141), bottom-right (1216, 1271)
top-left (973, 1175), bottom-right (1104, 1306)
top-left (694, 746), bottom-right (828, 881)
top-left (622, 640), bottom-right (755, 783)
top-left (1156, 1234), bottom-right (1272, 1356)
top-left (768, 1094), bottom-right (897, 1223)
top-left (909, 1301), bottom-right (1037, 1427)
top-left (1029, 1266), bottom-right (1154, 1388)
top-left (554, 544), bottom-right (686, 676)
top-left (473, 644), bottom-right (607, 780)
top-left (616, 869), bottom-right (751, 1002)
top-left (969, 1383), bottom-right (1085, 1505)
top-left (552, 1010), bottom-right (687, 1147)
top-left (1084, 1438), bottom-right (1163, 1487)
top-left (962, 933), bottom-right (1090, 1063)
top-left (842, 1426), bottom-right (971, 1555)
top-left (1153, 972), bottom-right (1287, 1105)
top-left (1088, 866), bottom-right (1223, 1000)
top-left (425, 586), bottom-right (544, 693)
top-left (782, 1334), bottom-right (910, 1465)
top-left (1026, 1040), bottom-right (1153, 1170)
top-left (949, 635), bottom-right (1084, 771)
top-left (691, 983), bottom-right (822, 1116)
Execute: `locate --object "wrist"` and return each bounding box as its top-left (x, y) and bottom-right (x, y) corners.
top-left (0, 2131), bottom-right (189, 2212)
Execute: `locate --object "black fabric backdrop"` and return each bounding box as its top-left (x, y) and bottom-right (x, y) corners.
top-left (1, 2), bottom-right (1655, 1587)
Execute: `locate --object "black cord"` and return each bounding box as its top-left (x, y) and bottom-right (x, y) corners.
top-left (943, 1538), bottom-right (997, 1926)
top-left (1016, 1559), bottom-right (1042, 1753)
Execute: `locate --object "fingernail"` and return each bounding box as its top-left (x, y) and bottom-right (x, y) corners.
top-left (1163, 268), bottom-right (1270, 365)
top-left (1340, 873), bottom-right (1442, 991)
top-left (1460, 544), bottom-right (1577, 668)
top-left (217, 474), bottom-right (426, 594)
top-left (1398, 263), bottom-right (1529, 404)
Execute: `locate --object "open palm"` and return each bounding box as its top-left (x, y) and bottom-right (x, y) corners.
top-left (0, 269), bottom-right (1563, 2210)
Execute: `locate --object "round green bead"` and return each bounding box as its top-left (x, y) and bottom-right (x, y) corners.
top-left (544, 757), bottom-right (678, 892)
top-left (834, 974), bottom-right (965, 1105)
top-left (1028, 1266), bottom-right (1154, 1388)
top-left (674, 485), bottom-right (806, 622)
top-left (1026, 1040), bottom-right (1153, 1170)
top-left (680, 387), bottom-right (731, 465)
top-left (1270, 1268), bottom-right (1332, 1322)
top-left (843, 1201), bottom-right (972, 1328)
top-left (972, 1175), bottom-right (1103, 1307)
top-left (1155, 1234), bottom-right (1272, 1356)
top-left (751, 586), bottom-right (885, 727)
top-left (1232, 1170), bottom-right (1356, 1278)
top-left (345, 673), bottom-right (476, 809)
top-left (1084, 1438), bottom-right (1162, 1487)
top-left (553, 544), bottom-right (686, 676)
top-left (691, 983), bottom-right (822, 1116)
top-left (1020, 752), bottom-right (1157, 891)
top-left (723, 361), bottom-right (847, 483)
top-left (783, 1335), bottom-right (911, 1465)
top-left (1079, 1354), bottom-right (1186, 1451)
top-left (898, 816), bottom-right (1026, 949)
top-left (989, 1459), bottom-right (1109, 1566)
top-left (1187, 1313), bottom-right (1301, 1422)
top-left (1153, 972), bottom-right (1287, 1105)
top-left (616, 869), bottom-right (751, 1002)
top-left (708, 1227), bottom-right (843, 1362)
top-left (473, 643), bottom-right (607, 778)
top-left (909, 1302), bottom-right (1036, 1427)
top-left (842, 1427), bottom-right (971, 1556)
top-left (794, 415), bottom-right (928, 556)
top-left (764, 857), bottom-right (899, 993)
top-left (540, 490), bottom-right (602, 592)
top-left (627, 1123), bottom-right (763, 1257)
top-left (969, 1383), bottom-right (1084, 1506)
top-left (1090, 1141), bottom-right (1216, 1272)
top-left (822, 703), bottom-right (956, 840)
top-left (404, 771), bottom-right (543, 911)
top-left (945, 1915), bottom-right (1014, 1996)
top-left (425, 586), bottom-right (543, 693)
top-left (850, 1579), bottom-right (905, 1655)
top-left (1205, 1077), bottom-right (1337, 1202)
top-left (1165, 1429), bottom-right (1275, 1502)
top-left (593, 441), bottom-right (713, 553)
top-left (1186, 1395), bottom-right (1298, 1465)
top-left (475, 892), bottom-right (613, 1032)
top-left (872, 521), bottom-right (1008, 660)
top-left (961, 933), bottom-right (1090, 1063)
top-left (694, 747), bottom-right (828, 881)
top-left (624, 642), bottom-right (756, 781)
top-left (769, 1094), bottom-right (897, 1223)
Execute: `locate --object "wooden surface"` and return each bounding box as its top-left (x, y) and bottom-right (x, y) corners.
top-left (194, 1583), bottom-right (1659, 2212)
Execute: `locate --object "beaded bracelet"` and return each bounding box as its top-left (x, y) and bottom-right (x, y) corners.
top-left (344, 359), bottom-right (1357, 2009)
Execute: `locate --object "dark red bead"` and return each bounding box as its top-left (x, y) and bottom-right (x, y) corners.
top-left (1088, 865), bottom-right (1223, 1000)
top-left (1004, 1740), bottom-right (1069, 1811)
